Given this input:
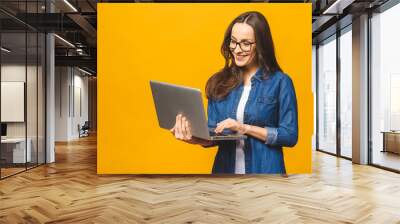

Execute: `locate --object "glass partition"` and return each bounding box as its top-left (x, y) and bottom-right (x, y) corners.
top-left (1, 30), bottom-right (28, 177)
top-left (0, 1), bottom-right (46, 179)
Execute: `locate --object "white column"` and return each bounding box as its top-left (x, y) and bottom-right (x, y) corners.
top-left (46, 32), bottom-right (55, 163)
top-left (45, 1), bottom-right (55, 163)
top-left (352, 14), bottom-right (369, 164)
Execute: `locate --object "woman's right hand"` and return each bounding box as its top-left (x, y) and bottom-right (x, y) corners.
top-left (170, 114), bottom-right (215, 147)
top-left (170, 114), bottom-right (193, 142)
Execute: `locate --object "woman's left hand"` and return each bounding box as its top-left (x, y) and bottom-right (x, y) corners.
top-left (214, 118), bottom-right (243, 133)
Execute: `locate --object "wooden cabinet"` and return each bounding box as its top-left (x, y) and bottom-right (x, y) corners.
top-left (382, 132), bottom-right (400, 154)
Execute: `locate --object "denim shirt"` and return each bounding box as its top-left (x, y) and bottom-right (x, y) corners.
top-left (207, 69), bottom-right (298, 174)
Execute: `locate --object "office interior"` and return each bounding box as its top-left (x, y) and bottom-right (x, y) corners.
top-left (0, 0), bottom-right (400, 222)
top-left (0, 0), bottom-right (97, 179)
top-left (313, 0), bottom-right (400, 172)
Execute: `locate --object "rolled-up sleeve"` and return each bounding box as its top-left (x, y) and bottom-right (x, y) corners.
top-left (265, 127), bottom-right (278, 144)
top-left (265, 75), bottom-right (298, 147)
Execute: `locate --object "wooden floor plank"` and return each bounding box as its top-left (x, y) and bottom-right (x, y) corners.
top-left (1, 134), bottom-right (400, 223)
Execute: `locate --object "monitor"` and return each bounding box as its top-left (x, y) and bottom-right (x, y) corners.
top-left (1, 123), bottom-right (7, 137)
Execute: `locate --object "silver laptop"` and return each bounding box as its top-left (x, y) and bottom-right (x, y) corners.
top-left (150, 80), bottom-right (246, 141)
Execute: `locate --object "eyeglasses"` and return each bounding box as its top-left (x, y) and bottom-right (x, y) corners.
top-left (229, 39), bottom-right (255, 52)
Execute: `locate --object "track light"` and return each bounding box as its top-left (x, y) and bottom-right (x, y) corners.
top-left (54, 34), bottom-right (75, 48)
top-left (78, 67), bottom-right (93, 76)
top-left (63, 0), bottom-right (78, 12)
top-left (1, 47), bottom-right (11, 53)
top-left (322, 0), bottom-right (355, 15)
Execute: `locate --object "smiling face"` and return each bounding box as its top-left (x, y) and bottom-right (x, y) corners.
top-left (229, 22), bottom-right (257, 68)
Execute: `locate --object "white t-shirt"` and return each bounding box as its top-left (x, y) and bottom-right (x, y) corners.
top-left (235, 85), bottom-right (251, 174)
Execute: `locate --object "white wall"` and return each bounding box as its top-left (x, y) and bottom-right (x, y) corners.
top-left (55, 67), bottom-right (89, 141)
top-left (72, 73), bottom-right (89, 138)
top-left (55, 67), bottom-right (69, 141)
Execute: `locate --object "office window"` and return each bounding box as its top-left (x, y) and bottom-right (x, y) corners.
top-left (339, 28), bottom-right (352, 158)
top-left (318, 36), bottom-right (337, 154)
top-left (371, 3), bottom-right (400, 171)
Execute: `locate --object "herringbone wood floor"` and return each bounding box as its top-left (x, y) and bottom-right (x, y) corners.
top-left (1, 134), bottom-right (400, 224)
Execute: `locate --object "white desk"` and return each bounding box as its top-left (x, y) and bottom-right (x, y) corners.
top-left (1, 138), bottom-right (31, 163)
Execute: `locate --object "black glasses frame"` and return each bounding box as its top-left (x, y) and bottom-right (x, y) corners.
top-left (228, 39), bottom-right (256, 52)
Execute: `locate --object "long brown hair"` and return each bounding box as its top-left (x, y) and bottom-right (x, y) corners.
top-left (206, 11), bottom-right (282, 100)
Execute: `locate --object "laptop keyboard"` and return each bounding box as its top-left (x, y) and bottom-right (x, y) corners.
top-left (209, 131), bottom-right (229, 136)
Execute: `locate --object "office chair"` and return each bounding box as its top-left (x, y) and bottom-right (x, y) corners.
top-left (79, 121), bottom-right (90, 138)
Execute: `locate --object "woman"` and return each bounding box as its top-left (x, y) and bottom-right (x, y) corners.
top-left (171, 11), bottom-right (298, 174)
